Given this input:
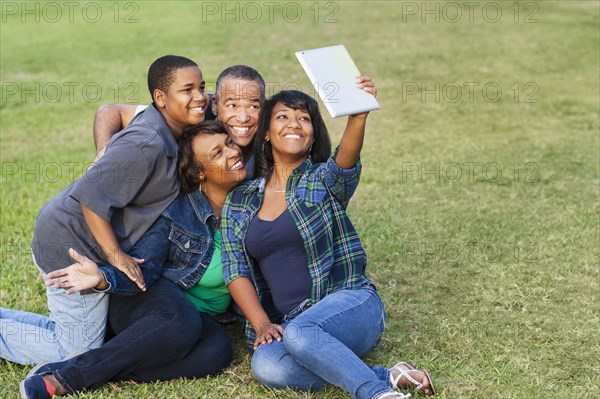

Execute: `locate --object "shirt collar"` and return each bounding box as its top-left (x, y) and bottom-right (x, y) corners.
top-left (187, 190), bottom-right (215, 223)
top-left (245, 157), bottom-right (314, 194)
top-left (243, 178), bottom-right (265, 194)
top-left (292, 157), bottom-right (313, 174)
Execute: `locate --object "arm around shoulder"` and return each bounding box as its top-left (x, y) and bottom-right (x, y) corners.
top-left (93, 103), bottom-right (140, 152)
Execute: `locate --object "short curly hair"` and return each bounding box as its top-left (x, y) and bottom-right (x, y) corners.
top-left (147, 55), bottom-right (198, 102)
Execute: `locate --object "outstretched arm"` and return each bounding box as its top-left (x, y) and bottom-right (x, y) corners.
top-left (93, 104), bottom-right (139, 154)
top-left (228, 277), bottom-right (285, 350)
top-left (334, 74), bottom-right (377, 169)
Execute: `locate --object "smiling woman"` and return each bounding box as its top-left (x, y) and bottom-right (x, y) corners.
top-left (181, 123), bottom-right (248, 205)
top-left (267, 102), bottom-right (315, 163)
top-left (221, 77), bottom-right (437, 399)
top-left (254, 89), bottom-right (332, 186)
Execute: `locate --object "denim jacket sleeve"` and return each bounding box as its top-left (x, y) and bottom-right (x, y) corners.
top-left (97, 215), bottom-right (171, 295)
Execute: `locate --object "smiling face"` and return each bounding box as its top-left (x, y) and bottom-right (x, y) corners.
top-left (155, 66), bottom-right (208, 137)
top-left (193, 133), bottom-right (247, 191)
top-left (265, 102), bottom-right (314, 164)
top-left (212, 78), bottom-right (262, 152)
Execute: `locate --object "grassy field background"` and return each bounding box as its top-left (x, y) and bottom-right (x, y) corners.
top-left (1, 1), bottom-right (598, 398)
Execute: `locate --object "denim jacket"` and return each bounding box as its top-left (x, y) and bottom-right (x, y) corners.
top-left (98, 189), bottom-right (217, 295)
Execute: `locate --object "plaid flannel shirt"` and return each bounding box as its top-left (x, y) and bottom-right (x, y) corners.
top-left (221, 148), bottom-right (370, 350)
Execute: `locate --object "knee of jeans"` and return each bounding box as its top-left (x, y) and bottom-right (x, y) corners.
top-left (251, 348), bottom-right (291, 389)
top-left (156, 305), bottom-right (202, 349)
top-left (59, 319), bottom-right (106, 356)
top-left (281, 319), bottom-right (315, 356)
top-left (176, 310), bottom-right (202, 339)
top-left (182, 305), bottom-right (203, 330)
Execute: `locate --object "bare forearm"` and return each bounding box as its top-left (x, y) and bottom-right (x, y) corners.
top-left (229, 276), bottom-right (285, 348)
top-left (81, 204), bottom-right (120, 262)
top-left (228, 277), bottom-right (271, 327)
top-left (93, 104), bottom-right (138, 152)
top-left (94, 105), bottom-right (124, 151)
top-left (335, 74), bottom-right (377, 168)
top-left (81, 205), bottom-right (145, 288)
top-left (335, 115), bottom-right (368, 169)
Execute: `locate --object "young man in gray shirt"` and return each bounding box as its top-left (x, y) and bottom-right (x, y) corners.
top-left (1, 55), bottom-right (208, 366)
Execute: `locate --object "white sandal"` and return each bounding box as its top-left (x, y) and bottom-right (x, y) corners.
top-left (390, 362), bottom-right (436, 396)
top-left (377, 392), bottom-right (411, 399)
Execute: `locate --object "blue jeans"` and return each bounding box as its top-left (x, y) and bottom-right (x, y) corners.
top-left (53, 278), bottom-right (232, 393)
top-left (251, 285), bottom-right (396, 399)
top-left (0, 261), bottom-right (108, 365)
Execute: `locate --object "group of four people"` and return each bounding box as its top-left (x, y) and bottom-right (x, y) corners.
top-left (1, 55), bottom-right (435, 399)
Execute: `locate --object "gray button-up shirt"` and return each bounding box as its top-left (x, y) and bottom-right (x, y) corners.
top-left (32, 104), bottom-right (180, 273)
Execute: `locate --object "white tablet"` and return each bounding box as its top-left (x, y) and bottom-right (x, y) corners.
top-left (295, 44), bottom-right (380, 118)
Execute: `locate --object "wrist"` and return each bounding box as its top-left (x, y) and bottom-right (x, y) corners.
top-left (94, 270), bottom-right (109, 290)
top-left (106, 247), bottom-right (123, 264)
top-left (349, 113), bottom-right (369, 121)
top-left (250, 319), bottom-right (273, 334)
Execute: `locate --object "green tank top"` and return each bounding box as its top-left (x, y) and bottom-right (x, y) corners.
top-left (184, 229), bottom-right (231, 316)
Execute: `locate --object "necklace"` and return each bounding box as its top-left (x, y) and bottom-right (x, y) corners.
top-left (269, 181), bottom-right (286, 193)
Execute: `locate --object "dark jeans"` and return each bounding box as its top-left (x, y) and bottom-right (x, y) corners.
top-left (53, 278), bottom-right (233, 393)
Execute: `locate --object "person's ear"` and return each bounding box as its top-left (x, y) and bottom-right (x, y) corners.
top-left (211, 95), bottom-right (218, 116)
top-left (198, 173), bottom-right (206, 191)
top-left (154, 89), bottom-right (166, 108)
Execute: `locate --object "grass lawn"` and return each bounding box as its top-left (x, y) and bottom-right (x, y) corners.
top-left (1, 1), bottom-right (598, 398)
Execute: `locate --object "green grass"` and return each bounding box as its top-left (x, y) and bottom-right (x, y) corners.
top-left (1, 1), bottom-right (598, 398)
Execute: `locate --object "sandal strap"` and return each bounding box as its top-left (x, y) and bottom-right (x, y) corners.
top-left (377, 392), bottom-right (412, 399)
top-left (390, 365), bottom-right (423, 391)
